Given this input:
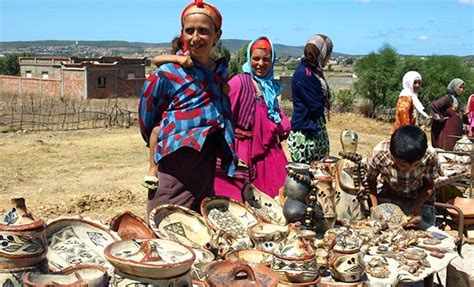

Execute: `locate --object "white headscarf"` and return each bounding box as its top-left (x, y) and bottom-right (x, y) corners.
top-left (399, 71), bottom-right (428, 117)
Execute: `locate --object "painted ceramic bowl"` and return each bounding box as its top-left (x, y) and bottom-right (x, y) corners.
top-left (0, 262), bottom-right (47, 287)
top-left (110, 211), bottom-right (155, 240)
top-left (149, 204), bottom-right (212, 249)
top-left (190, 247), bottom-right (215, 281)
top-left (241, 183), bottom-right (286, 225)
top-left (205, 260), bottom-right (279, 287)
top-left (110, 269), bottom-right (191, 287)
top-left (45, 217), bottom-right (119, 273)
top-left (247, 222), bottom-right (289, 253)
top-left (271, 254), bottom-right (318, 284)
top-left (226, 249), bottom-right (274, 267)
top-left (22, 264), bottom-right (108, 287)
top-left (104, 239), bottom-right (195, 279)
top-left (201, 197), bottom-right (259, 239)
top-left (0, 198), bottom-right (47, 269)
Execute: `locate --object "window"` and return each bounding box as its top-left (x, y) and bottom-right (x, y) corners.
top-left (41, 71), bottom-right (49, 79)
top-left (127, 73), bottom-right (135, 79)
top-left (98, 77), bottom-right (106, 88)
top-left (26, 71), bottom-right (32, 78)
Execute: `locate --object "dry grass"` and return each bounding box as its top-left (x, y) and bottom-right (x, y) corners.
top-left (0, 113), bottom-right (392, 223)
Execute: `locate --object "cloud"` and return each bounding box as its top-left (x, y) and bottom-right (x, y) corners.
top-left (418, 35), bottom-right (429, 41)
top-left (459, 0), bottom-right (474, 5)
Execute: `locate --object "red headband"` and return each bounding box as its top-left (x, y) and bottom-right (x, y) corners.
top-left (181, 0), bottom-right (222, 30)
top-left (251, 38), bottom-right (271, 52)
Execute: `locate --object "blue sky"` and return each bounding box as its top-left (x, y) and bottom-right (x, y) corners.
top-left (1, 0), bottom-right (473, 55)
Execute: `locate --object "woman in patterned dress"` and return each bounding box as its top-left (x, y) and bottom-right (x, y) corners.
top-left (288, 34), bottom-right (333, 164)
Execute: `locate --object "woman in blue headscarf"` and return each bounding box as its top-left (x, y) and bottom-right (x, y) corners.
top-left (214, 36), bottom-right (291, 200)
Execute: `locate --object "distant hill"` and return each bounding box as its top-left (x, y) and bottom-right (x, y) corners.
top-left (0, 39), bottom-right (349, 58)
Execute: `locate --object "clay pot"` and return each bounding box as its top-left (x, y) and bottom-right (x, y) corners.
top-left (241, 183), bottom-right (286, 225)
top-left (226, 249), bottom-right (274, 267)
top-left (22, 264), bottom-right (108, 287)
top-left (329, 245), bottom-right (365, 283)
top-left (104, 238), bottom-right (195, 280)
top-left (191, 248), bottom-right (215, 281)
top-left (284, 163), bottom-right (312, 202)
top-left (313, 176), bottom-right (336, 233)
top-left (283, 198), bottom-right (307, 223)
top-left (0, 265), bottom-right (44, 287)
top-left (0, 198), bottom-right (47, 269)
top-left (334, 159), bottom-right (366, 222)
top-left (45, 217), bottom-right (119, 273)
top-left (109, 211), bottom-right (154, 240)
top-left (205, 260), bottom-right (279, 287)
top-left (110, 269), bottom-right (191, 287)
top-left (247, 222), bottom-right (288, 253)
top-left (149, 204), bottom-right (212, 249)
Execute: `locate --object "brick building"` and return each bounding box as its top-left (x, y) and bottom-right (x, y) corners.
top-left (1, 56), bottom-right (147, 98)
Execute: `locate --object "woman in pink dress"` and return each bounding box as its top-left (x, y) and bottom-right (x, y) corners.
top-left (467, 94), bottom-right (474, 137)
top-left (214, 36), bottom-right (291, 201)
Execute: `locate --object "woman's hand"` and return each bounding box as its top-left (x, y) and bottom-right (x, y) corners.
top-left (178, 51), bottom-right (193, 68)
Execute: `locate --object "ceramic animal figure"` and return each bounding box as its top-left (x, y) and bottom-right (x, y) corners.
top-left (341, 129), bottom-right (358, 153)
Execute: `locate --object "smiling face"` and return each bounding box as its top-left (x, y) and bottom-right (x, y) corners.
top-left (181, 13), bottom-right (221, 64)
top-left (250, 48), bottom-right (272, 78)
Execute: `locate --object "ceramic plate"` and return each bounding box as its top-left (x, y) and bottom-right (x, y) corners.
top-left (104, 239), bottom-right (195, 279)
top-left (149, 204), bottom-right (212, 249)
top-left (242, 184), bottom-right (286, 225)
top-left (45, 217), bottom-right (120, 273)
top-left (201, 197), bottom-right (259, 238)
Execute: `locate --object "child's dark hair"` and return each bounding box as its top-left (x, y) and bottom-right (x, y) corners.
top-left (170, 36), bottom-right (183, 54)
top-left (390, 125), bottom-right (427, 164)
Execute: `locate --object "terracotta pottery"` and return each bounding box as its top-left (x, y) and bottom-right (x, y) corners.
top-left (0, 264), bottom-right (46, 287)
top-left (110, 211), bottom-right (155, 240)
top-left (0, 198), bottom-right (47, 269)
top-left (201, 197), bottom-right (257, 251)
top-left (190, 248), bottom-right (215, 282)
top-left (226, 249), bottom-right (274, 267)
top-left (247, 222), bottom-right (289, 253)
top-left (241, 183), bottom-right (286, 225)
top-left (205, 260), bottom-right (279, 287)
top-left (313, 174), bottom-right (336, 233)
top-left (104, 238), bottom-right (195, 280)
top-left (110, 269), bottom-right (191, 287)
top-left (22, 264), bottom-right (108, 287)
top-left (149, 204), bottom-right (213, 249)
top-left (329, 236), bottom-right (365, 283)
top-left (334, 159), bottom-right (366, 222)
top-left (45, 217), bottom-right (119, 273)
top-left (277, 276), bottom-right (321, 286)
top-left (447, 197), bottom-right (474, 225)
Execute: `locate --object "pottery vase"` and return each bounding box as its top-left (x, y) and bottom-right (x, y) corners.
top-left (334, 159), bottom-right (366, 223)
top-left (329, 245), bottom-right (365, 283)
top-left (313, 175), bottom-right (336, 234)
top-left (0, 198), bottom-right (47, 269)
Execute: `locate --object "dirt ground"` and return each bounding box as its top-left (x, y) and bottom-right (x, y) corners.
top-left (0, 113), bottom-right (392, 224)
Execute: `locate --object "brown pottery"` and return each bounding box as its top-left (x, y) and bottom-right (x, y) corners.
top-left (110, 211), bottom-right (155, 240)
top-left (205, 260), bottom-right (279, 287)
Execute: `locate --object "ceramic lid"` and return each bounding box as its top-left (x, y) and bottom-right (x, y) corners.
top-left (149, 204), bottom-right (213, 248)
top-left (205, 260), bottom-right (279, 287)
top-left (201, 197), bottom-right (259, 239)
top-left (104, 238), bottom-right (195, 279)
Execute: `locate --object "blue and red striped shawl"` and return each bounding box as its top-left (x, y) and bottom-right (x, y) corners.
top-left (138, 58), bottom-right (236, 176)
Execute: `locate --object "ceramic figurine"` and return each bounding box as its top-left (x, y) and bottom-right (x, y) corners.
top-left (247, 222), bottom-right (289, 253)
top-left (370, 203), bottom-right (421, 229)
top-left (0, 198), bottom-right (47, 269)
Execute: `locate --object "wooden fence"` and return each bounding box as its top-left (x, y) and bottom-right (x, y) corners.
top-left (0, 95), bottom-right (139, 132)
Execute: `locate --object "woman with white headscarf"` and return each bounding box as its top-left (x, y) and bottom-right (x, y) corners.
top-left (392, 71), bottom-right (428, 133)
top-left (288, 34), bottom-right (333, 164)
top-left (430, 78), bottom-right (465, 150)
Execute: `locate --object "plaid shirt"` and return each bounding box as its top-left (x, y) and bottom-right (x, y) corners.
top-left (366, 140), bottom-right (442, 199)
top-left (138, 59), bottom-right (236, 176)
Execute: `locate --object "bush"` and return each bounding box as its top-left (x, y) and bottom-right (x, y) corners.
top-left (334, 89), bottom-right (355, 110)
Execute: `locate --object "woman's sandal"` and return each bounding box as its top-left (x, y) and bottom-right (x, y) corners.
top-left (141, 175), bottom-right (158, 190)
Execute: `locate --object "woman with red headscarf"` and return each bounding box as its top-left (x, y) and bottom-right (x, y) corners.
top-left (138, 0), bottom-right (236, 215)
top-left (214, 36), bottom-right (291, 200)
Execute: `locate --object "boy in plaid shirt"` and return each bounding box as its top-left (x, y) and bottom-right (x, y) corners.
top-left (365, 125), bottom-right (442, 225)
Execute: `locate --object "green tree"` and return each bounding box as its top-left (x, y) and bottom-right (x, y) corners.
top-left (212, 41), bottom-right (231, 63)
top-left (228, 44), bottom-right (247, 76)
top-left (0, 54), bottom-right (21, 75)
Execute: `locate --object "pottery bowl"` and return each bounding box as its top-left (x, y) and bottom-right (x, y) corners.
top-left (110, 269), bottom-right (191, 287)
top-left (0, 225), bottom-right (47, 269)
top-left (205, 260), bottom-right (279, 287)
top-left (201, 197), bottom-right (259, 239)
top-left (247, 222), bottom-right (289, 253)
top-left (104, 239), bottom-right (195, 279)
top-left (110, 211), bottom-right (155, 240)
top-left (149, 204), bottom-right (212, 249)
top-left (271, 254), bottom-right (318, 283)
top-left (22, 264), bottom-right (108, 287)
top-left (45, 217), bottom-right (119, 273)
top-left (226, 249), bottom-right (274, 267)
top-left (0, 265), bottom-right (44, 287)
top-left (241, 183), bottom-right (286, 225)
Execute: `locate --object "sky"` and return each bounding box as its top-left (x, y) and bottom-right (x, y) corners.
top-left (0, 0), bottom-right (473, 56)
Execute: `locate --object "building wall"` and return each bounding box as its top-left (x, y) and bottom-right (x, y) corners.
top-left (0, 76), bottom-right (21, 94)
top-left (118, 79), bottom-right (145, 97)
top-left (63, 69), bottom-right (86, 99)
top-left (0, 76), bottom-right (61, 96)
top-left (20, 65), bottom-right (62, 80)
top-left (87, 68), bottom-right (118, 99)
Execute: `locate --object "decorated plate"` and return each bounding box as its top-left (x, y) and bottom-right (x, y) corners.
top-left (242, 183), bottom-right (286, 225)
top-left (45, 217), bottom-right (119, 273)
top-left (201, 197), bottom-right (259, 239)
top-left (149, 204), bottom-right (212, 249)
top-left (104, 239), bottom-right (195, 280)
